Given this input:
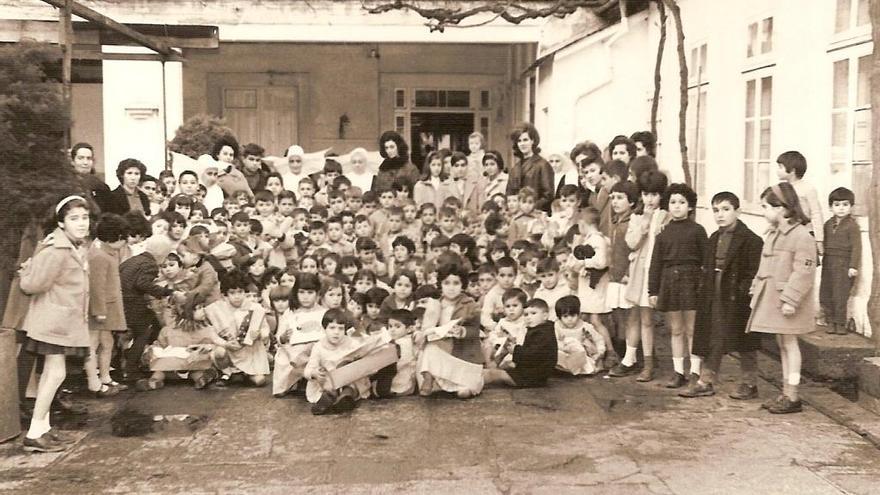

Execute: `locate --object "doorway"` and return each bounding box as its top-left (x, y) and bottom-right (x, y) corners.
top-left (409, 112), bottom-right (474, 169)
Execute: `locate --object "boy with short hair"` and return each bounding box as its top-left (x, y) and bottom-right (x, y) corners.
top-left (593, 160), bottom-right (628, 236)
top-left (820, 187), bottom-right (862, 335)
top-left (680, 192), bottom-right (763, 399)
top-left (437, 206), bottom-right (462, 238)
top-left (515, 249), bottom-right (542, 298)
top-left (481, 257), bottom-right (518, 329)
top-left (508, 187), bottom-right (545, 244)
top-left (326, 216), bottom-right (355, 256)
top-left (482, 298), bottom-right (558, 388)
top-left (277, 191), bottom-right (298, 218)
top-left (306, 221), bottom-right (333, 255)
top-left (775, 151), bottom-right (824, 255)
top-left (369, 188), bottom-right (396, 236)
top-left (606, 180), bottom-right (640, 377)
top-left (242, 143), bottom-right (269, 192)
top-left (533, 257), bottom-right (571, 320)
top-left (380, 206), bottom-right (406, 261)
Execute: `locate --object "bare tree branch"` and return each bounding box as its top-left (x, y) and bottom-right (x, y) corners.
top-left (362, 0), bottom-right (613, 32)
top-left (650, 0), bottom-right (666, 138)
top-left (663, 0), bottom-right (690, 187)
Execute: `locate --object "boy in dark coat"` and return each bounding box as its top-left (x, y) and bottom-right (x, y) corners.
top-left (483, 298), bottom-right (558, 388)
top-left (681, 192), bottom-right (763, 399)
top-left (820, 187), bottom-right (862, 335)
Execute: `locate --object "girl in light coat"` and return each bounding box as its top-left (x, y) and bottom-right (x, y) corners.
top-left (747, 182), bottom-right (817, 414)
top-left (19, 196), bottom-right (91, 453)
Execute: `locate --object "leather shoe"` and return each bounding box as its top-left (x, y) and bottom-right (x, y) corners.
top-left (729, 383), bottom-right (758, 400)
top-left (664, 373), bottom-right (687, 388)
top-left (23, 434), bottom-right (68, 453)
top-left (768, 396), bottom-right (802, 414)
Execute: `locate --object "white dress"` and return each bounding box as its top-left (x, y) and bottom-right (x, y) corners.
top-left (272, 306), bottom-right (326, 395)
top-left (576, 231), bottom-right (612, 314)
top-left (555, 320), bottom-right (605, 375)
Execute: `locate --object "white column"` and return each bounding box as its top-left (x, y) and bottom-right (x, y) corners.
top-left (102, 47), bottom-right (183, 187)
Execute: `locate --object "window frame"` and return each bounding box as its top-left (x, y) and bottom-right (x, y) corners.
top-left (742, 70), bottom-right (774, 208)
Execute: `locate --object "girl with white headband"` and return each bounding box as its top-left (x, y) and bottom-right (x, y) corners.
top-left (19, 195), bottom-right (92, 452)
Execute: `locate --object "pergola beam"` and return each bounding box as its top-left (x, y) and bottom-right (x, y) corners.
top-left (41, 0), bottom-right (178, 58)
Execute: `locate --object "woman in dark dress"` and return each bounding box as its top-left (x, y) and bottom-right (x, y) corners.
top-left (373, 131), bottom-right (420, 196)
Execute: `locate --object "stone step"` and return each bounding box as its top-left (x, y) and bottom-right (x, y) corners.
top-left (761, 330), bottom-right (876, 381)
top-left (859, 357), bottom-right (880, 401)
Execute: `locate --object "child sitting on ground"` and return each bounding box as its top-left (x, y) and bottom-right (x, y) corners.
top-left (272, 273), bottom-right (327, 397)
top-left (554, 295), bottom-right (605, 376)
top-left (137, 296), bottom-right (232, 391)
top-left (483, 288), bottom-right (528, 368)
top-left (204, 270), bottom-right (271, 387)
top-left (483, 298), bottom-right (558, 388)
top-left (304, 308), bottom-right (396, 415)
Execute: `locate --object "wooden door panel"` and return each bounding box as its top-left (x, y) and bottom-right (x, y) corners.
top-left (259, 87), bottom-right (298, 155)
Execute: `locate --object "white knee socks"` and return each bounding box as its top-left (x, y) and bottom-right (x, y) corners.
top-left (672, 357), bottom-right (685, 375)
top-left (621, 346), bottom-right (638, 367)
top-left (690, 355), bottom-right (702, 376)
top-left (26, 413), bottom-right (51, 440)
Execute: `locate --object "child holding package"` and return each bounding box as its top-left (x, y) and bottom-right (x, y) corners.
top-left (554, 295), bottom-right (605, 376)
top-left (747, 182), bottom-right (817, 414)
top-left (681, 192), bottom-right (763, 399)
top-left (820, 187), bottom-right (862, 335)
top-left (273, 273), bottom-right (327, 397)
top-left (304, 308), bottom-right (396, 415)
top-left (483, 288), bottom-right (528, 368)
top-left (204, 270), bottom-right (271, 387)
top-left (483, 298), bottom-right (558, 388)
top-left (137, 296), bottom-right (232, 391)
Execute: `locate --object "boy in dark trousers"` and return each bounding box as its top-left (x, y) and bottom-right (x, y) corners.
top-left (483, 298), bottom-right (558, 388)
top-left (680, 192), bottom-right (763, 399)
top-left (820, 187), bottom-right (862, 335)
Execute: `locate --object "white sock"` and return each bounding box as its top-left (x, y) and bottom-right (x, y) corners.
top-left (689, 355), bottom-right (702, 375)
top-left (26, 413), bottom-right (51, 439)
top-left (672, 357), bottom-right (685, 375)
top-left (621, 346), bottom-right (638, 367)
top-left (788, 372), bottom-right (801, 385)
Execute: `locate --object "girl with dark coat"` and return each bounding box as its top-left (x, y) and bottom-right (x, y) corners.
top-left (373, 131), bottom-right (420, 196)
top-left (681, 192), bottom-right (763, 400)
top-left (106, 158), bottom-right (150, 216)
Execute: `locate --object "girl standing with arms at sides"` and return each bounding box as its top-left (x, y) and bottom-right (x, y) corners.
top-left (506, 123), bottom-right (554, 214)
top-left (624, 171), bottom-right (669, 383)
top-left (413, 151), bottom-right (453, 209)
top-left (648, 183), bottom-right (707, 388)
top-left (20, 196), bottom-right (92, 452)
top-left (747, 183), bottom-right (816, 414)
top-left (482, 151), bottom-right (508, 200)
top-left (85, 214), bottom-right (129, 397)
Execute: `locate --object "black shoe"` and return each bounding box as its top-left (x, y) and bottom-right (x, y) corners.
top-left (311, 392), bottom-right (337, 415)
top-left (333, 395), bottom-right (357, 413)
top-left (678, 381), bottom-right (715, 398)
top-left (23, 434), bottom-right (68, 453)
top-left (52, 394), bottom-right (87, 416)
top-left (608, 363), bottom-right (638, 377)
top-left (45, 428), bottom-right (76, 445)
top-left (768, 396), bottom-right (802, 414)
top-left (761, 394), bottom-right (784, 409)
top-left (664, 373), bottom-right (687, 388)
top-left (729, 383), bottom-right (758, 400)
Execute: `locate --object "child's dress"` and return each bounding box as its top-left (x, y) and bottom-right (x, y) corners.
top-left (554, 319), bottom-right (605, 375)
top-left (485, 317), bottom-right (526, 368)
top-left (205, 299), bottom-right (270, 376)
top-left (533, 280), bottom-right (572, 321)
top-left (417, 295), bottom-right (484, 395)
top-left (272, 305), bottom-right (327, 395)
top-left (575, 231), bottom-right (611, 315)
top-left (648, 218), bottom-right (707, 312)
top-left (624, 208), bottom-right (668, 307)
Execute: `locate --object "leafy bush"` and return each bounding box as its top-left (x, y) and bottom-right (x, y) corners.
top-left (168, 114), bottom-right (238, 159)
top-left (0, 42), bottom-right (78, 268)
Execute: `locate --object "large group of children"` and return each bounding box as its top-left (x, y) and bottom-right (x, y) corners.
top-left (11, 124), bottom-right (863, 453)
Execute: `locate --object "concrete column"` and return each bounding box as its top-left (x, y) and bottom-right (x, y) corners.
top-left (102, 49), bottom-right (183, 187)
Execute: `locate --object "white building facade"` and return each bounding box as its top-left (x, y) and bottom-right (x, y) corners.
top-left (532, 0), bottom-right (874, 335)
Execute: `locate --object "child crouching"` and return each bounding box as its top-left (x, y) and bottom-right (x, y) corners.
top-left (137, 296), bottom-right (231, 391)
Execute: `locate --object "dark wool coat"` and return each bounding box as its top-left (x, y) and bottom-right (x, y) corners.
top-left (119, 251), bottom-right (173, 329)
top-left (509, 320), bottom-right (558, 387)
top-left (692, 220), bottom-right (763, 357)
top-left (374, 157), bottom-right (420, 195)
top-left (447, 295), bottom-right (485, 365)
top-left (105, 186), bottom-right (150, 216)
top-left (507, 154), bottom-right (555, 213)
